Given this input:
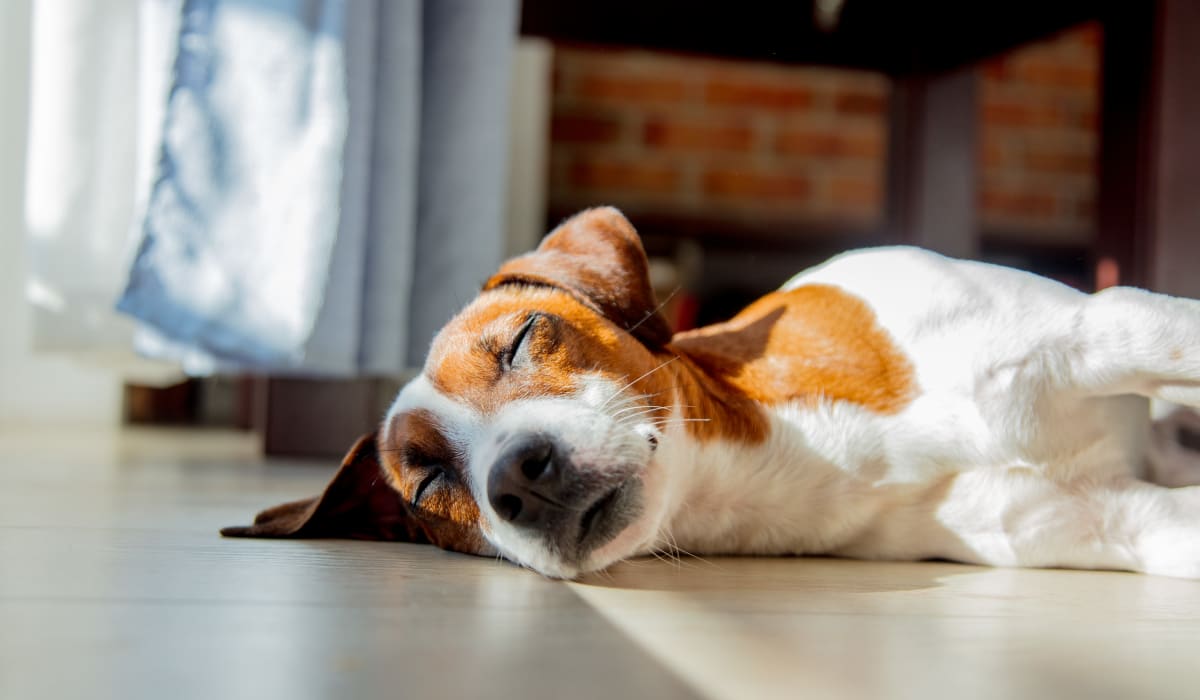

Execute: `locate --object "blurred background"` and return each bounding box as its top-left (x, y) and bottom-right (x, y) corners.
top-left (2, 0), bottom-right (1196, 456)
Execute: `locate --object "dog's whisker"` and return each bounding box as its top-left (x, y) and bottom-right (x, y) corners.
top-left (656, 530), bottom-right (683, 569)
top-left (659, 525), bottom-right (714, 569)
top-left (649, 528), bottom-right (708, 572)
top-left (653, 417), bottom-right (712, 425)
top-left (600, 357), bottom-right (679, 411)
top-left (611, 409), bottom-right (674, 423)
top-left (612, 401), bottom-right (698, 415)
top-left (652, 542), bottom-right (681, 569)
top-left (625, 285), bottom-right (681, 337)
top-left (610, 404), bottom-right (673, 417)
top-left (587, 564), bottom-right (616, 582)
top-left (598, 388), bottom-right (636, 413)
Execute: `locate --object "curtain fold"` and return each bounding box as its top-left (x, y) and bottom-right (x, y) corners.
top-left (404, 0), bottom-right (515, 367)
top-left (24, 0), bottom-right (517, 377)
top-left (118, 0), bottom-right (354, 370)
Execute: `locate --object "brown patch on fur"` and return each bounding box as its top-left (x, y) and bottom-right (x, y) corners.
top-left (379, 410), bottom-right (486, 550)
top-left (428, 287), bottom-right (668, 417)
top-left (427, 211), bottom-right (912, 450)
top-left (427, 283), bottom-right (770, 444)
top-left (484, 207), bottom-right (673, 347)
top-left (435, 207), bottom-right (773, 445)
top-left (428, 284), bottom-right (766, 445)
top-left (671, 284), bottom-right (916, 416)
top-left (427, 283), bottom-right (914, 448)
top-left (221, 432), bottom-right (489, 556)
top-left (1170, 348), bottom-right (1184, 361)
top-left (655, 356), bottom-right (772, 443)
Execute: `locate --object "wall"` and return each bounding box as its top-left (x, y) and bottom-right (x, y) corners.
top-left (548, 23), bottom-right (1101, 244)
top-left (980, 23), bottom-right (1100, 241)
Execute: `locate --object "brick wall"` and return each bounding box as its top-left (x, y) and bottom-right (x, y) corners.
top-left (548, 23), bottom-right (1100, 244)
top-left (980, 23), bottom-right (1099, 240)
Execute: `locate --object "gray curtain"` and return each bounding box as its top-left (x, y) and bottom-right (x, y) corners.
top-left (117, 0), bottom-right (518, 375)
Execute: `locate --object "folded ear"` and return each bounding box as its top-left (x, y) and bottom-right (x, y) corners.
top-left (484, 207), bottom-right (673, 346)
top-left (220, 433), bottom-right (428, 542)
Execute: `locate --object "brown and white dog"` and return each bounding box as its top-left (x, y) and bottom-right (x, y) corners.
top-left (225, 207), bottom-right (1200, 579)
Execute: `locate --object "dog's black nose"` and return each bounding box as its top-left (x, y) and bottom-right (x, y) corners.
top-left (487, 434), bottom-right (561, 526)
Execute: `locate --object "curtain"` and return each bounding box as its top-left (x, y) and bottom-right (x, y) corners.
top-left (25, 0), bottom-right (517, 377)
top-left (21, 0), bottom-right (180, 383)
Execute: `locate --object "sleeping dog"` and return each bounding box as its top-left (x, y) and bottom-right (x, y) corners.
top-left (224, 207), bottom-right (1200, 579)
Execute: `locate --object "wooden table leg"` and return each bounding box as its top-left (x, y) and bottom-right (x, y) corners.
top-left (885, 67), bottom-right (980, 258)
top-left (1096, 0), bottom-right (1199, 297)
top-left (1148, 0), bottom-right (1200, 298)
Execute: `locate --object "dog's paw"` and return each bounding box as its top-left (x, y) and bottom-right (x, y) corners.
top-left (1131, 484), bottom-right (1200, 578)
top-left (1138, 524), bottom-right (1200, 579)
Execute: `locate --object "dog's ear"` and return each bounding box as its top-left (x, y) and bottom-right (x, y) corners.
top-left (484, 207), bottom-right (673, 346)
top-left (220, 433), bottom-right (428, 543)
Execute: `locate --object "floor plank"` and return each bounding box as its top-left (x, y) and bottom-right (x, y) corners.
top-left (2, 428), bottom-right (1199, 699)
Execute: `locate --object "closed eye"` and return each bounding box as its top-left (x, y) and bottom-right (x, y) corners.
top-left (500, 313), bottom-right (539, 371)
top-left (412, 467), bottom-right (445, 506)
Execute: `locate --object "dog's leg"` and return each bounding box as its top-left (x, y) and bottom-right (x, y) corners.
top-left (924, 468), bottom-right (1200, 579)
top-left (1070, 287), bottom-right (1200, 407)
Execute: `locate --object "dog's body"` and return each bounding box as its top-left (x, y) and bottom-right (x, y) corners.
top-left (226, 208), bottom-right (1200, 580)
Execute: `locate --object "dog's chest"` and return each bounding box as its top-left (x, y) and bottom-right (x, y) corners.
top-left (658, 400), bottom-right (914, 555)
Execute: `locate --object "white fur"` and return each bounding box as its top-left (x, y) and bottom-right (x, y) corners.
top-left (644, 247), bottom-right (1200, 578)
top-left (394, 246), bottom-right (1200, 579)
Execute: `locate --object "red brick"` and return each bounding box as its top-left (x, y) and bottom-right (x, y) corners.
top-left (980, 138), bottom-right (1010, 169)
top-left (643, 117), bottom-right (755, 152)
top-left (551, 113), bottom-right (622, 144)
top-left (552, 63), bottom-right (568, 96)
top-left (702, 167), bottom-right (811, 201)
top-left (1077, 108), bottom-right (1098, 130)
top-left (775, 127), bottom-right (883, 159)
top-left (833, 90), bottom-right (887, 117)
top-left (1011, 57), bottom-right (1098, 90)
top-left (705, 76), bottom-right (813, 111)
top-left (1024, 148), bottom-right (1094, 175)
top-left (982, 99), bottom-right (1066, 128)
top-left (567, 159), bottom-right (682, 194)
top-left (829, 175), bottom-right (882, 208)
top-left (575, 73), bottom-right (688, 104)
top-left (981, 187), bottom-right (1059, 218)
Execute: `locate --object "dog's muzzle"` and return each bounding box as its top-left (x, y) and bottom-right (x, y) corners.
top-left (486, 433), bottom-right (642, 563)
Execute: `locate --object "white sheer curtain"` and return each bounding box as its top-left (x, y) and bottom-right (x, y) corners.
top-left (3, 0), bottom-right (122, 427)
top-left (21, 0), bottom-right (180, 382)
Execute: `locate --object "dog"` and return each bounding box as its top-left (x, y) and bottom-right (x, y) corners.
top-left (224, 207), bottom-right (1200, 579)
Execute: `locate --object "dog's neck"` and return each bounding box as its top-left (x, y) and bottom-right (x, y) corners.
top-left (643, 346), bottom-right (801, 554)
top-left (642, 341), bottom-right (892, 558)
top-left (658, 347), bottom-right (770, 444)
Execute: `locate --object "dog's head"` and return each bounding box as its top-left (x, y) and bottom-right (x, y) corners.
top-left (224, 208), bottom-right (683, 578)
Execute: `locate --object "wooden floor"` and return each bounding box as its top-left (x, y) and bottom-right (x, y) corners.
top-left (3, 428), bottom-right (1199, 700)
